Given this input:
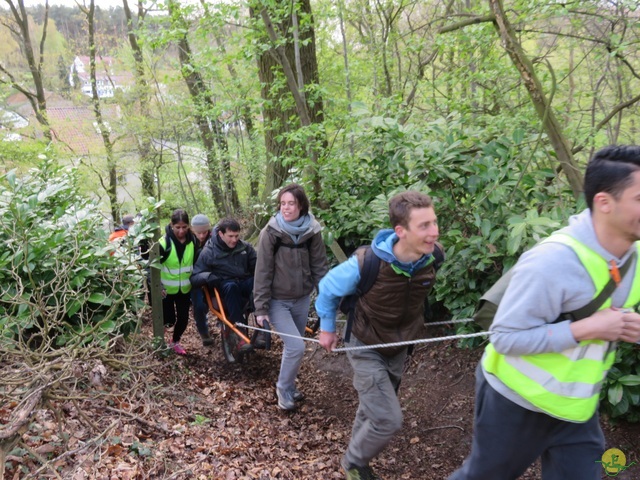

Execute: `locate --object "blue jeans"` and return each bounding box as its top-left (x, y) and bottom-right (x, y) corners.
top-left (269, 295), bottom-right (311, 392)
top-left (219, 278), bottom-right (254, 325)
top-left (191, 288), bottom-right (209, 337)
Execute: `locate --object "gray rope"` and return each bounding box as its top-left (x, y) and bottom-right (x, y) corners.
top-left (333, 331), bottom-right (489, 352)
top-left (238, 321), bottom-right (488, 352)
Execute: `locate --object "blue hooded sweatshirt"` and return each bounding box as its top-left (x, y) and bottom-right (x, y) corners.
top-left (315, 228), bottom-right (433, 333)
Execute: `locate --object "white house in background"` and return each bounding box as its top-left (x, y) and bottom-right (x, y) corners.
top-left (0, 108), bottom-right (29, 129)
top-left (69, 55), bottom-right (132, 98)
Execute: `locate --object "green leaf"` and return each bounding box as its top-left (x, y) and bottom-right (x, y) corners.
top-left (100, 320), bottom-right (116, 333)
top-left (608, 383), bottom-right (624, 405)
top-left (618, 375), bottom-right (640, 386)
top-left (88, 293), bottom-right (113, 305)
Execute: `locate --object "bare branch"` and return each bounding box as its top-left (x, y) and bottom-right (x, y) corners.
top-left (438, 14), bottom-right (495, 34)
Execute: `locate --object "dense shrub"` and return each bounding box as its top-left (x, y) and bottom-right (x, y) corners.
top-left (0, 160), bottom-right (152, 354)
top-left (317, 112), bottom-right (639, 422)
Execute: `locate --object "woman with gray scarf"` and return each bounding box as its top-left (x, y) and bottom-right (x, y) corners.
top-left (253, 184), bottom-right (329, 410)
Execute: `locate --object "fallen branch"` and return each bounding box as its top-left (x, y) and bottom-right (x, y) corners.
top-left (105, 406), bottom-right (172, 435)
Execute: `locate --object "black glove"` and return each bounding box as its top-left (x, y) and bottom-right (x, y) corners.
top-left (206, 274), bottom-right (222, 290)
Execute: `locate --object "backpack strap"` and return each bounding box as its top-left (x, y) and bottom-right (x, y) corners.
top-left (273, 236), bottom-right (313, 256)
top-left (344, 246), bottom-right (380, 343)
top-left (432, 242), bottom-right (445, 271)
top-left (556, 249), bottom-right (637, 322)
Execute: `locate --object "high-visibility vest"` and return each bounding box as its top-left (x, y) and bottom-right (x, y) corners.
top-left (159, 238), bottom-right (194, 295)
top-left (483, 233), bottom-right (640, 422)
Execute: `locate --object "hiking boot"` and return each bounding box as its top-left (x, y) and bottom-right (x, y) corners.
top-left (292, 388), bottom-right (305, 402)
top-left (276, 388), bottom-right (296, 411)
top-left (169, 342), bottom-right (186, 356)
top-left (343, 464), bottom-right (382, 480)
top-left (252, 330), bottom-right (270, 349)
top-left (200, 332), bottom-right (214, 347)
top-left (236, 338), bottom-right (254, 353)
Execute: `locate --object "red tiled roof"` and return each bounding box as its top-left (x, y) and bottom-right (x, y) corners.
top-left (48, 105), bottom-right (126, 155)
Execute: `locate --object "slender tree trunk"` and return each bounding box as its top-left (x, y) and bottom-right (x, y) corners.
top-left (212, 33), bottom-right (260, 200)
top-left (123, 0), bottom-right (155, 199)
top-left (167, 0), bottom-right (239, 216)
top-left (2, 0), bottom-right (51, 140)
top-left (489, 0), bottom-right (583, 197)
top-left (82, 0), bottom-right (118, 222)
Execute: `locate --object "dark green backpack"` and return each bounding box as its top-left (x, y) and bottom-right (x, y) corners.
top-left (473, 250), bottom-right (637, 330)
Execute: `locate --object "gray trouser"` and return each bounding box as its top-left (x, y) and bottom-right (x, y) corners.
top-left (269, 295), bottom-right (311, 392)
top-left (448, 364), bottom-right (605, 480)
top-left (343, 337), bottom-right (407, 468)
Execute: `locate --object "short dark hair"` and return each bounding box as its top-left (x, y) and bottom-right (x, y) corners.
top-left (584, 146), bottom-right (640, 210)
top-left (389, 191), bottom-right (433, 228)
top-left (218, 217), bottom-right (241, 234)
top-left (277, 183), bottom-right (310, 217)
top-left (170, 209), bottom-right (189, 225)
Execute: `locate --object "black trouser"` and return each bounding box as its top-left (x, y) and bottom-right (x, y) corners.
top-left (448, 364), bottom-right (605, 480)
top-left (163, 291), bottom-right (191, 343)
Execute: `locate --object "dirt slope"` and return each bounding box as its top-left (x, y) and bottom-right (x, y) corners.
top-left (3, 319), bottom-right (639, 479)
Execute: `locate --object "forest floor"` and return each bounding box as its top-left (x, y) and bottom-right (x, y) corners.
top-left (3, 313), bottom-right (640, 480)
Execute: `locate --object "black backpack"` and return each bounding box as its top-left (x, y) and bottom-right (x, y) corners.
top-left (339, 244), bottom-right (445, 342)
top-left (273, 236), bottom-right (313, 255)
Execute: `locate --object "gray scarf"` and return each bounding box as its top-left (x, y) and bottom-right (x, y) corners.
top-left (275, 211), bottom-right (312, 245)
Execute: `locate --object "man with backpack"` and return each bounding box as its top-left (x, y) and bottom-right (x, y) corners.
top-left (449, 145), bottom-right (640, 480)
top-left (316, 191), bottom-right (443, 480)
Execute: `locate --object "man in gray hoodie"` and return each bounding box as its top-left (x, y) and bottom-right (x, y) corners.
top-left (449, 145), bottom-right (640, 480)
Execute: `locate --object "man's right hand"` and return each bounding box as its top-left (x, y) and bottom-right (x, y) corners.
top-left (256, 315), bottom-right (269, 327)
top-left (319, 331), bottom-right (338, 352)
top-left (571, 307), bottom-right (640, 343)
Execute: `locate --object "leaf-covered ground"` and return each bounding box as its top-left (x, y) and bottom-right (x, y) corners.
top-left (3, 315), bottom-right (640, 479)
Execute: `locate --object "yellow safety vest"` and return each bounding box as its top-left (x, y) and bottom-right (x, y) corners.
top-left (159, 238), bottom-right (194, 295)
top-left (483, 234), bottom-right (640, 422)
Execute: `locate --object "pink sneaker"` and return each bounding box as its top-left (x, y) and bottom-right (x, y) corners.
top-left (170, 342), bottom-right (186, 355)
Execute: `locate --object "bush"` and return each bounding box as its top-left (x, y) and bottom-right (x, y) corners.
top-left (317, 112), bottom-right (640, 421)
top-left (0, 160), bottom-right (151, 353)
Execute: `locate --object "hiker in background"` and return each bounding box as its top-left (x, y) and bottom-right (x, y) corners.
top-left (190, 214), bottom-right (214, 347)
top-left (159, 209), bottom-right (196, 356)
top-left (316, 191), bottom-right (442, 480)
top-left (109, 214), bottom-right (135, 243)
top-left (191, 218), bottom-right (257, 352)
top-left (254, 183), bottom-right (328, 411)
top-left (449, 146), bottom-right (640, 480)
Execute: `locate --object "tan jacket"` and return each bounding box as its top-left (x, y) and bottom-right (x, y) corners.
top-left (253, 215), bottom-right (329, 316)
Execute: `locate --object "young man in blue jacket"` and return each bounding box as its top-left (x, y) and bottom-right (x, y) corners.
top-left (316, 191), bottom-right (442, 480)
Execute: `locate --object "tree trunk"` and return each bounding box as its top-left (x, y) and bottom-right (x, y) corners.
top-left (122, 0), bottom-right (155, 199)
top-left (2, 0), bottom-right (51, 141)
top-left (255, 0), bottom-right (325, 206)
top-left (167, 0), bottom-right (239, 216)
top-left (83, 0), bottom-right (118, 222)
top-left (488, 0), bottom-right (583, 198)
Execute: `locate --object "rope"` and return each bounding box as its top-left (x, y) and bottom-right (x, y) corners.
top-left (333, 331), bottom-right (489, 352)
top-left (237, 319), bottom-right (489, 352)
